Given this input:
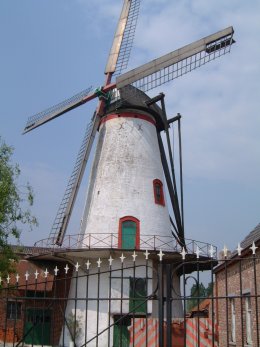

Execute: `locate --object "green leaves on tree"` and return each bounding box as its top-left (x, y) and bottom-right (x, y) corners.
top-left (0, 137), bottom-right (38, 276)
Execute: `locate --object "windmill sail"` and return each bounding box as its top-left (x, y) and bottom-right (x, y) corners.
top-left (116, 26), bottom-right (235, 92)
top-left (23, 86), bottom-right (93, 133)
top-left (25, 0), bottom-right (235, 249)
top-left (47, 114), bottom-right (100, 246)
top-left (105, 0), bottom-right (141, 75)
top-left (27, 1), bottom-right (143, 247)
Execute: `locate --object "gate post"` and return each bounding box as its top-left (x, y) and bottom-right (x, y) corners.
top-left (158, 262), bottom-right (164, 346)
top-left (166, 264), bottom-right (172, 347)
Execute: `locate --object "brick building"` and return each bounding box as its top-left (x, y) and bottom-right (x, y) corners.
top-left (214, 223), bottom-right (260, 347)
top-left (0, 251), bottom-right (71, 345)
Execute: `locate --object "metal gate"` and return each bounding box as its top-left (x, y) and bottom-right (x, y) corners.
top-left (0, 250), bottom-right (260, 346)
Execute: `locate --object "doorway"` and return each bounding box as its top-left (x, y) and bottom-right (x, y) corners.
top-left (24, 308), bottom-right (51, 345)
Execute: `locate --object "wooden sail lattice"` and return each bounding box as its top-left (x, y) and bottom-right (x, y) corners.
top-left (117, 27), bottom-right (234, 92)
top-left (24, 87), bottom-right (93, 134)
top-left (47, 119), bottom-right (95, 246)
top-left (114, 0), bottom-right (141, 75)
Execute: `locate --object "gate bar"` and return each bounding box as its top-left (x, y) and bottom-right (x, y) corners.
top-left (158, 263), bottom-right (164, 346)
top-left (166, 264), bottom-right (172, 346)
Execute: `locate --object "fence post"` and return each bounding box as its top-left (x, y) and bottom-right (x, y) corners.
top-left (166, 264), bottom-right (172, 346)
top-left (158, 262), bottom-right (164, 346)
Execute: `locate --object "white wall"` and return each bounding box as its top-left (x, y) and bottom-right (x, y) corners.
top-left (80, 112), bottom-right (172, 247)
top-left (61, 257), bottom-right (182, 347)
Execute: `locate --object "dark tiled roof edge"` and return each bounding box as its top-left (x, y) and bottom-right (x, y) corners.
top-left (240, 223), bottom-right (260, 250)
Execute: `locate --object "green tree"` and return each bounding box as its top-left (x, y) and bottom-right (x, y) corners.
top-left (205, 281), bottom-right (213, 297)
top-left (0, 138), bottom-right (37, 275)
top-left (186, 282), bottom-right (206, 312)
top-left (186, 281), bottom-right (213, 312)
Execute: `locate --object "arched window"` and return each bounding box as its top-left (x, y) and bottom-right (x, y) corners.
top-left (118, 216), bottom-right (140, 249)
top-left (153, 179), bottom-right (165, 206)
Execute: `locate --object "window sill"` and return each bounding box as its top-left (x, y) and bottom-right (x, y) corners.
top-left (155, 202), bottom-right (165, 207)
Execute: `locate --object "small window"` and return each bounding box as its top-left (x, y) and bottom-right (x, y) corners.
top-left (244, 294), bottom-right (252, 345)
top-left (129, 278), bottom-right (147, 314)
top-left (230, 298), bottom-right (236, 343)
top-left (153, 179), bottom-right (165, 206)
top-left (7, 301), bottom-right (22, 320)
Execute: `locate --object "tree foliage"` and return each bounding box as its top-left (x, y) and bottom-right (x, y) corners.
top-left (186, 281), bottom-right (213, 312)
top-left (0, 138), bottom-right (37, 275)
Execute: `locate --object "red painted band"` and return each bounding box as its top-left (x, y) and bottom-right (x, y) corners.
top-left (100, 112), bottom-right (156, 126)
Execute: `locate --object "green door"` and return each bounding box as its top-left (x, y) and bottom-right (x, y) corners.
top-left (113, 316), bottom-right (130, 347)
top-left (122, 221), bottom-right (136, 249)
top-left (24, 308), bottom-right (51, 345)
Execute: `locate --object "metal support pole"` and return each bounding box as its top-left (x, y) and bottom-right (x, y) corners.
top-left (167, 114), bottom-right (181, 125)
top-left (166, 264), bottom-right (172, 347)
top-left (157, 132), bottom-right (184, 246)
top-left (178, 117), bottom-right (184, 234)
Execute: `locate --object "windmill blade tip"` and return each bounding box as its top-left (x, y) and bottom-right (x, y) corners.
top-left (22, 125), bottom-right (34, 135)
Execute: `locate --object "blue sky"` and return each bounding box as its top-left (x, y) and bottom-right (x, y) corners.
top-left (0, 0), bottom-right (260, 253)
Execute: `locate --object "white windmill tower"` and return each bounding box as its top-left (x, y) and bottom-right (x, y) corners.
top-left (23, 1), bottom-right (235, 345)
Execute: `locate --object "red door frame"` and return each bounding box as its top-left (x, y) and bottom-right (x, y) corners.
top-left (118, 216), bottom-right (140, 249)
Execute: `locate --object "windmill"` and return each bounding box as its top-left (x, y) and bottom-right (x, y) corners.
top-left (23, 0), bottom-right (235, 251)
top-left (21, 2), bottom-right (236, 346)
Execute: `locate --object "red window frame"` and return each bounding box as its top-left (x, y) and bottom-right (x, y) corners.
top-left (153, 179), bottom-right (165, 206)
top-left (118, 216), bottom-right (140, 249)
